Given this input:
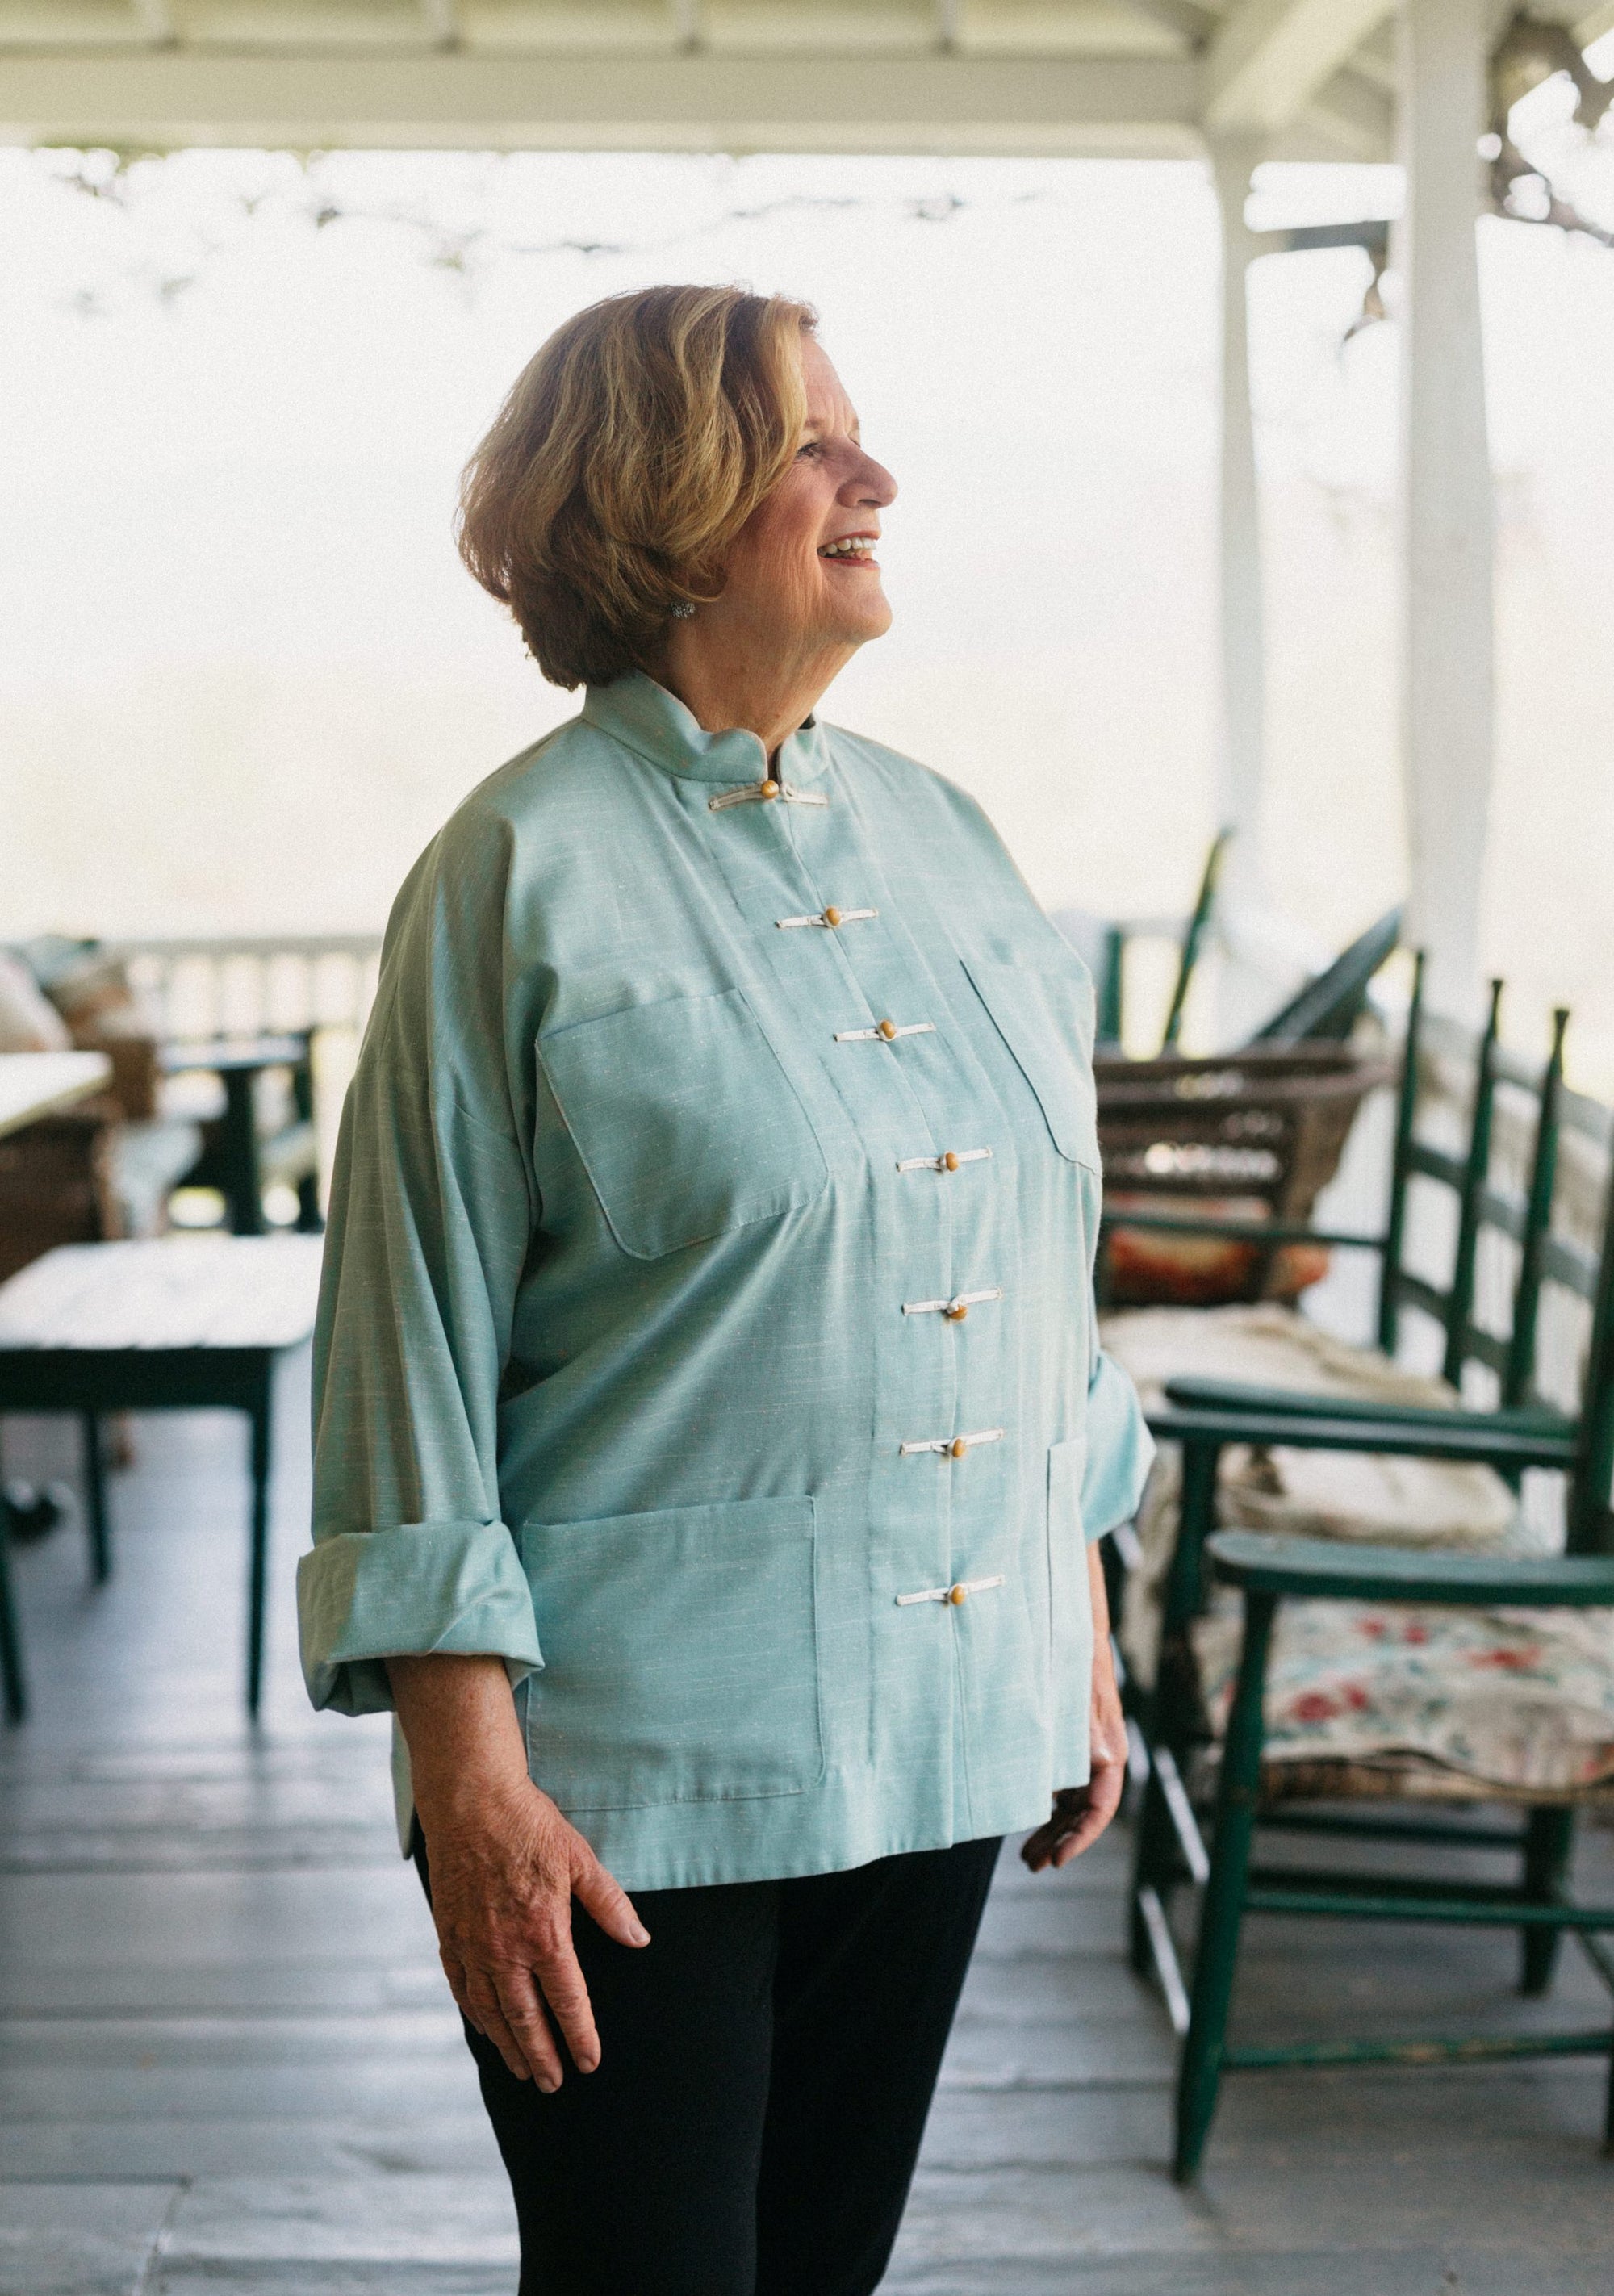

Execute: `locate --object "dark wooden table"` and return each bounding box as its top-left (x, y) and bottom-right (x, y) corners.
top-left (161, 1035), bottom-right (317, 1236)
top-left (0, 1235), bottom-right (322, 1723)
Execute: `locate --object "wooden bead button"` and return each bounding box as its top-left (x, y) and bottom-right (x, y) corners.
top-left (878, 1018), bottom-right (897, 1040)
top-left (943, 1151), bottom-right (960, 1172)
top-left (949, 1437), bottom-right (968, 1459)
top-left (759, 778), bottom-right (780, 799)
top-left (945, 1303), bottom-right (968, 1322)
top-left (822, 906), bottom-right (842, 927)
top-left (947, 1582), bottom-right (968, 1605)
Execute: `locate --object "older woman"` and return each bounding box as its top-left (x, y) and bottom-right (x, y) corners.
top-left (299, 283), bottom-right (1152, 2296)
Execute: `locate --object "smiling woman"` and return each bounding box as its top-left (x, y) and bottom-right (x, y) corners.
top-left (297, 281), bottom-right (1153, 2296)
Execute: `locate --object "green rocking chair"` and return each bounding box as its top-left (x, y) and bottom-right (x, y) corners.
top-left (1125, 991), bottom-right (1614, 2176)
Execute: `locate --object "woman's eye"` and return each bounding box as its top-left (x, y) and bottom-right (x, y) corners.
top-left (797, 441), bottom-right (822, 459)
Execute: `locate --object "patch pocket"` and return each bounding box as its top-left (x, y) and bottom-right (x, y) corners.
top-left (518, 1496), bottom-right (823, 1812)
top-left (537, 987), bottom-right (828, 1258)
top-left (962, 956), bottom-right (1100, 1170)
top-left (1047, 1436), bottom-right (1096, 1780)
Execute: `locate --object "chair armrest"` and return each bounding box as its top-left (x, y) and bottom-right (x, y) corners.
top-left (1098, 1211), bottom-right (1378, 1251)
top-left (1207, 1529), bottom-right (1614, 1607)
top-left (1165, 1376), bottom-right (1574, 1441)
top-left (1145, 1403), bottom-right (1578, 1473)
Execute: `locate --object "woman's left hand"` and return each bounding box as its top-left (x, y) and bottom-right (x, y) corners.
top-left (1022, 1540), bottom-right (1129, 1873)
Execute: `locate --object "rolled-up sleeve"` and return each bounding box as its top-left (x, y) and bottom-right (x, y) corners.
top-left (297, 816), bottom-right (544, 1718)
top-left (1081, 1347), bottom-right (1156, 1541)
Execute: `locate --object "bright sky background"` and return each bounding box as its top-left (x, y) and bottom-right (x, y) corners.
top-left (2, 139), bottom-right (1613, 1080)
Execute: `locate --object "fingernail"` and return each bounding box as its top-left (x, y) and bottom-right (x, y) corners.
top-left (537, 2076), bottom-right (558, 2095)
top-left (629, 1920), bottom-right (650, 1946)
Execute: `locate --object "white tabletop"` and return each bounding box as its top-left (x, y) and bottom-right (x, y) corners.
top-left (0, 1235), bottom-right (325, 1350)
top-left (0, 1051), bottom-right (113, 1142)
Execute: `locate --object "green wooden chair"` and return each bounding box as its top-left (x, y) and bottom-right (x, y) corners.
top-left (1122, 997), bottom-right (1614, 2176)
top-left (1091, 851), bottom-right (1396, 1062)
top-left (1246, 904), bottom-right (1402, 1048)
top-left (1102, 955), bottom-right (1501, 1645)
top-left (1091, 827), bottom-right (1233, 1052)
top-left (1179, 1529), bottom-right (1614, 2178)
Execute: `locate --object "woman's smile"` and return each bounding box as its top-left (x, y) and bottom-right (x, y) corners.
top-left (818, 531), bottom-right (880, 567)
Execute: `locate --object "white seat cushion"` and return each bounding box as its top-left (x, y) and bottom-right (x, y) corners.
top-left (1101, 1305), bottom-right (1517, 1686)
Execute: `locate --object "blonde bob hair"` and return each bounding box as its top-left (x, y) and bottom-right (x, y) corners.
top-left (457, 284), bottom-right (817, 690)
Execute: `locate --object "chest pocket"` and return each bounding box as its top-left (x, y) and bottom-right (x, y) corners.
top-left (537, 987), bottom-right (828, 1259)
top-left (962, 956), bottom-right (1101, 1171)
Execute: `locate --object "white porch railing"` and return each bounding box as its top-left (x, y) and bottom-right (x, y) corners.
top-left (110, 933), bottom-right (382, 1047)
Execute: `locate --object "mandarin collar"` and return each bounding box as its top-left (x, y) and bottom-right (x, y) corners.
top-left (582, 671), bottom-right (830, 788)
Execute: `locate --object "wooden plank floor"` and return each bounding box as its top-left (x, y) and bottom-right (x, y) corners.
top-left (1, 1351), bottom-right (1611, 2292)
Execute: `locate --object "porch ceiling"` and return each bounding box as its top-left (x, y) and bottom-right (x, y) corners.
top-left (0, 0), bottom-right (1390, 158)
top-left (0, 2), bottom-right (1605, 165)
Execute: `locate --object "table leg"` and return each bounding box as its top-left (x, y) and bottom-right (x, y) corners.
top-left (82, 1412), bottom-right (111, 1584)
top-left (223, 1069), bottom-right (265, 1236)
top-left (246, 1382), bottom-right (271, 1718)
top-left (293, 1044), bottom-right (323, 1233)
top-left (0, 1489), bottom-right (27, 1724)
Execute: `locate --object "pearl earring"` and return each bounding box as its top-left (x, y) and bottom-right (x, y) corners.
top-left (670, 601), bottom-right (696, 620)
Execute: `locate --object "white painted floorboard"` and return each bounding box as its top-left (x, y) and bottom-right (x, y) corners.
top-left (0, 1358), bottom-right (1611, 2292)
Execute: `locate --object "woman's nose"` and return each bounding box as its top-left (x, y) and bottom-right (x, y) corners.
top-left (847, 455), bottom-right (897, 508)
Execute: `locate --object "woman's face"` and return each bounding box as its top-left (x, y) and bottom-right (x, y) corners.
top-left (717, 336), bottom-right (897, 659)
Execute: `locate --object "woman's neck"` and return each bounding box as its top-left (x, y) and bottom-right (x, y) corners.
top-left (655, 629), bottom-right (855, 766)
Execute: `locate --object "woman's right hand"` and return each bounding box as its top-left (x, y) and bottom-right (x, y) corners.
top-left (423, 1772), bottom-right (650, 2089)
top-left (387, 1652), bottom-right (650, 2091)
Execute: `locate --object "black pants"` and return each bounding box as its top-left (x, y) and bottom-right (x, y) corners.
top-left (413, 1830), bottom-right (1001, 2296)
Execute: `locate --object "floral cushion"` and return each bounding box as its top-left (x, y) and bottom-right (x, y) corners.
top-left (1190, 1591), bottom-right (1614, 1798)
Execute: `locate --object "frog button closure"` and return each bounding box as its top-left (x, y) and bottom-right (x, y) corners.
top-left (893, 1574), bottom-right (1007, 1608)
top-left (897, 1428), bottom-right (1005, 1458)
top-left (776, 905), bottom-right (878, 931)
top-left (834, 1019), bottom-right (935, 1044)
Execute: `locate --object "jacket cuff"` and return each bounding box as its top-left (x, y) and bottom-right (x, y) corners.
top-left (297, 1519), bottom-right (544, 1717)
top-left (1081, 1351), bottom-right (1157, 1540)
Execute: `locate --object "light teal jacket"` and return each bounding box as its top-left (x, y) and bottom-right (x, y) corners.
top-left (298, 673), bottom-right (1154, 1890)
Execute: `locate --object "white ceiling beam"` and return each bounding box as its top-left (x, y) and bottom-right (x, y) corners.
top-left (0, 51), bottom-right (1205, 153)
top-left (1204, 0), bottom-right (1395, 132)
top-left (1347, 17), bottom-right (1396, 94)
top-left (419, 0), bottom-right (457, 48)
top-left (1297, 61), bottom-right (1394, 157)
top-left (1122, 0), bottom-right (1220, 47)
top-left (128, 0), bottom-right (173, 40)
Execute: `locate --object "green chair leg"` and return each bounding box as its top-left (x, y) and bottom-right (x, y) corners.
top-left (246, 1391), bottom-right (272, 1720)
top-left (1520, 1805), bottom-right (1575, 1997)
top-left (0, 1491), bottom-right (27, 1724)
top-left (1174, 1587), bottom-right (1276, 2183)
top-left (82, 1413), bottom-right (111, 1584)
top-left (1129, 1762), bottom-right (1176, 1977)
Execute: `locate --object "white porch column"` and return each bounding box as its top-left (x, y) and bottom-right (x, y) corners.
top-left (1211, 137), bottom-right (1266, 893)
top-left (1209, 135), bottom-right (1275, 1034)
top-left (1398, 0), bottom-right (1495, 1013)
